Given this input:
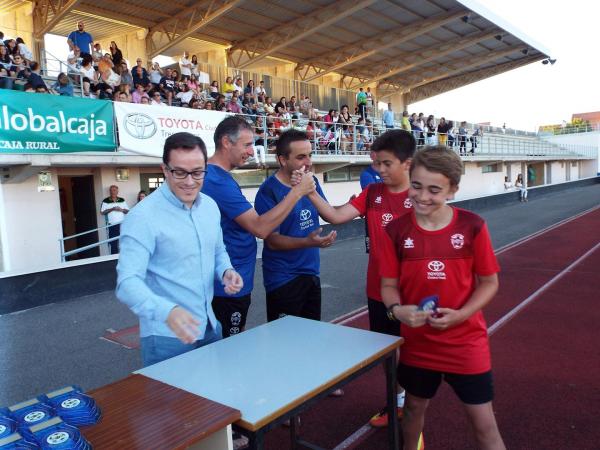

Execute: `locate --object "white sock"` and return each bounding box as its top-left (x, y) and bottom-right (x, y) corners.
top-left (397, 391), bottom-right (405, 407)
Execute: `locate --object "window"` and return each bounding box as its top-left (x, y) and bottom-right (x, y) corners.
top-left (349, 166), bottom-right (363, 181)
top-left (140, 173), bottom-right (165, 193)
top-left (324, 167), bottom-right (350, 183)
top-left (232, 169), bottom-right (268, 188)
top-left (481, 164), bottom-right (501, 173)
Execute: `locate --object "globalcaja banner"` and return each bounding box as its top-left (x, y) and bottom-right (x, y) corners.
top-left (114, 102), bottom-right (228, 158)
top-left (0, 90), bottom-right (116, 153)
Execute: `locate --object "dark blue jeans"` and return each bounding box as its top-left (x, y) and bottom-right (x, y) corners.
top-left (140, 322), bottom-right (222, 367)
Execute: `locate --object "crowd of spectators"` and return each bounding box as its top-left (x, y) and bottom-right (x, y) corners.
top-left (1, 22), bottom-right (485, 156)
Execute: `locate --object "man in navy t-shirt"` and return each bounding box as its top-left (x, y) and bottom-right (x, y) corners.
top-left (360, 150), bottom-right (383, 189)
top-left (202, 117), bottom-right (315, 337)
top-left (67, 21), bottom-right (93, 56)
top-left (255, 129), bottom-right (337, 322)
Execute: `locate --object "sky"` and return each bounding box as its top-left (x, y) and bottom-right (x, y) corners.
top-left (410, 0), bottom-right (600, 131)
top-left (43, 0), bottom-right (598, 132)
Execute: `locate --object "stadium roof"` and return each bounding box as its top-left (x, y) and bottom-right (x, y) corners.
top-left (22, 0), bottom-right (553, 102)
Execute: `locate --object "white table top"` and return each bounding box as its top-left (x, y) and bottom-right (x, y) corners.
top-left (137, 316), bottom-right (401, 430)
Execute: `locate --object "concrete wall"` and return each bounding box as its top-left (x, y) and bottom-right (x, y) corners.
top-left (0, 3), bottom-right (34, 56)
top-left (541, 131), bottom-right (600, 173)
top-left (0, 170), bottom-right (63, 272)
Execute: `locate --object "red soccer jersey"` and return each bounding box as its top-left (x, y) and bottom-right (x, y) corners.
top-left (379, 207), bottom-right (500, 374)
top-left (350, 183), bottom-right (413, 301)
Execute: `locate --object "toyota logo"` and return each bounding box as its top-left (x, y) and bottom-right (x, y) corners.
top-left (123, 113), bottom-right (157, 139)
top-left (300, 209), bottom-right (312, 221)
top-left (382, 213), bottom-right (393, 223)
top-left (427, 261), bottom-right (445, 271)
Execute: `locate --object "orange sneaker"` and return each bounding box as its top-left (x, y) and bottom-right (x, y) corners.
top-left (369, 407), bottom-right (403, 428)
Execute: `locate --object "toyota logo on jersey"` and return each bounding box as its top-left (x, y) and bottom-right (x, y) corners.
top-left (427, 260), bottom-right (446, 280)
top-left (381, 213), bottom-right (394, 227)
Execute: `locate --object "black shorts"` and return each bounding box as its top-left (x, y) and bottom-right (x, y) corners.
top-left (212, 294), bottom-right (251, 338)
top-left (397, 362), bottom-right (494, 405)
top-left (266, 275), bottom-right (321, 322)
top-left (368, 298), bottom-right (401, 336)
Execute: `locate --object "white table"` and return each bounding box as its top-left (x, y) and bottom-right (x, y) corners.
top-left (138, 316), bottom-right (403, 449)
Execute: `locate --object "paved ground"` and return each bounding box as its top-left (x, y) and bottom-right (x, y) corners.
top-left (0, 183), bottom-right (598, 406)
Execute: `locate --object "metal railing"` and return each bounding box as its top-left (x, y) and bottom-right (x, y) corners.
top-left (59, 223), bottom-right (115, 262)
top-left (538, 124), bottom-right (600, 136)
top-left (40, 49), bottom-right (84, 96)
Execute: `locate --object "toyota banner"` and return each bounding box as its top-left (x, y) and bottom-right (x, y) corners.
top-left (114, 102), bottom-right (229, 157)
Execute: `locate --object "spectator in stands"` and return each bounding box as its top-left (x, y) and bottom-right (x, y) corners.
top-left (222, 76), bottom-right (235, 96)
top-left (22, 62), bottom-right (46, 90)
top-left (132, 58), bottom-right (150, 90)
top-left (115, 91), bottom-right (129, 102)
top-left (187, 73), bottom-right (200, 96)
top-left (410, 113), bottom-right (423, 146)
top-left (171, 69), bottom-right (181, 85)
top-left (190, 98), bottom-right (202, 109)
top-left (383, 103), bottom-right (394, 129)
top-left (447, 121), bottom-right (456, 148)
top-left (356, 87), bottom-right (368, 119)
top-left (244, 80), bottom-right (255, 98)
top-left (234, 77), bottom-right (244, 96)
top-left (515, 174), bottom-right (527, 202)
top-left (338, 104), bottom-right (352, 125)
top-left (190, 55), bottom-right (199, 76)
top-left (101, 185), bottom-right (129, 254)
top-left (209, 80), bottom-right (219, 99)
top-left (149, 61), bottom-right (163, 87)
top-left (470, 127), bottom-right (482, 153)
top-left (179, 51), bottom-right (192, 81)
top-left (109, 41), bottom-right (123, 67)
top-left (366, 87), bottom-right (375, 114)
top-left (80, 54), bottom-right (97, 96)
top-left (0, 45), bottom-right (14, 77)
top-left (150, 91), bottom-right (164, 105)
top-left (4, 39), bottom-right (17, 58)
top-left (300, 95), bottom-right (311, 114)
top-left (159, 68), bottom-right (176, 106)
top-left (98, 56), bottom-right (121, 90)
top-left (401, 111), bottom-right (411, 131)
top-left (275, 97), bottom-right (288, 115)
top-left (241, 93), bottom-right (256, 115)
top-left (227, 93), bottom-right (242, 113)
top-left (132, 83), bottom-right (150, 103)
top-left (426, 114), bottom-right (437, 145)
top-left (286, 96), bottom-right (298, 113)
top-left (204, 100), bottom-right (214, 110)
top-left (264, 96), bottom-right (275, 114)
top-left (437, 117), bottom-right (449, 146)
top-left (503, 176), bottom-right (513, 190)
top-left (255, 80), bottom-right (267, 103)
top-left (92, 43), bottom-right (103, 68)
top-left (67, 21), bottom-right (93, 56)
top-left (140, 96), bottom-right (150, 105)
top-left (356, 117), bottom-right (371, 152)
top-left (67, 45), bottom-right (82, 73)
top-left (119, 62), bottom-right (134, 89)
top-left (51, 72), bottom-right (73, 96)
top-left (458, 121), bottom-right (468, 155)
top-left (324, 109), bottom-right (335, 125)
top-left (215, 94), bottom-right (227, 110)
top-left (176, 83), bottom-right (195, 106)
top-left (15, 38), bottom-right (32, 63)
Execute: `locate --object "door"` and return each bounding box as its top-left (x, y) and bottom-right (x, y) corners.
top-left (71, 176), bottom-right (99, 260)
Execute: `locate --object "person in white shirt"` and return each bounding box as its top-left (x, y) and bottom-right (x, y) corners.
top-left (149, 62), bottom-right (163, 86)
top-left (179, 51), bottom-right (192, 80)
top-left (101, 185), bottom-right (129, 254)
top-left (150, 91), bottom-right (164, 105)
top-left (176, 84), bottom-right (195, 105)
top-left (255, 80), bottom-right (267, 103)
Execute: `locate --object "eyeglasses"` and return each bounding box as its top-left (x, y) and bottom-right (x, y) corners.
top-left (166, 166), bottom-right (207, 180)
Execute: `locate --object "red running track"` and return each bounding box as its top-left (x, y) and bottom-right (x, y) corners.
top-left (263, 206), bottom-right (600, 449)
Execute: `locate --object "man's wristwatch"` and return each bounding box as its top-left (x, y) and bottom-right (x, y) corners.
top-left (386, 303), bottom-right (401, 322)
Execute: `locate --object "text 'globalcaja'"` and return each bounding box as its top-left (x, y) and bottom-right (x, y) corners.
top-left (0, 106), bottom-right (108, 142)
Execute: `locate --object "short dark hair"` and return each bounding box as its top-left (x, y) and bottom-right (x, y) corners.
top-left (371, 129), bottom-right (416, 162)
top-left (163, 132), bottom-right (207, 165)
top-left (410, 146), bottom-right (463, 186)
top-left (276, 129), bottom-right (309, 159)
top-left (213, 116), bottom-right (253, 150)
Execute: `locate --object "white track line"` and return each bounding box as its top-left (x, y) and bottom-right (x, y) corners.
top-left (488, 241), bottom-right (599, 336)
top-left (329, 206), bottom-right (599, 450)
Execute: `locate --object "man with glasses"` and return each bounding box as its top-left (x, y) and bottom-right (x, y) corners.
top-left (117, 132), bottom-right (242, 366)
top-left (202, 116), bottom-right (315, 338)
top-left (67, 21), bottom-right (93, 56)
top-left (150, 91), bottom-right (164, 105)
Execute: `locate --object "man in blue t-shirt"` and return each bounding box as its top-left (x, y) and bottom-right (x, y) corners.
top-left (202, 117), bottom-right (315, 337)
top-left (359, 150), bottom-right (383, 253)
top-left (67, 21), bottom-right (93, 56)
top-left (255, 130), bottom-right (337, 322)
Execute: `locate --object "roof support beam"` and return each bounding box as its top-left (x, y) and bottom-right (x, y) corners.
top-left (348, 29), bottom-right (502, 90)
top-left (402, 55), bottom-right (544, 104)
top-left (298, 8), bottom-right (467, 82)
top-left (227, 0), bottom-right (376, 69)
top-left (147, 0), bottom-right (244, 58)
top-left (32, 0), bottom-right (82, 39)
top-left (396, 46), bottom-right (528, 92)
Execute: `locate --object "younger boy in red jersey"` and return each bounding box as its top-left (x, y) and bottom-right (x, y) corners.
top-left (380, 147), bottom-right (506, 450)
top-left (300, 129), bottom-right (416, 426)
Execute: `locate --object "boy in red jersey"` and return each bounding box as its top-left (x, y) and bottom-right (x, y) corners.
top-left (380, 146), bottom-right (505, 450)
top-left (298, 129), bottom-right (416, 426)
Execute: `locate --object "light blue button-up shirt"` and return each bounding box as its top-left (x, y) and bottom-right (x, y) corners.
top-left (116, 182), bottom-right (232, 340)
top-left (383, 110), bottom-right (394, 127)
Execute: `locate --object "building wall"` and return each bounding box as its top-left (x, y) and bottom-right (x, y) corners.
top-left (0, 170), bottom-right (63, 272)
top-left (0, 4), bottom-right (34, 55)
top-left (540, 131), bottom-right (600, 173)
